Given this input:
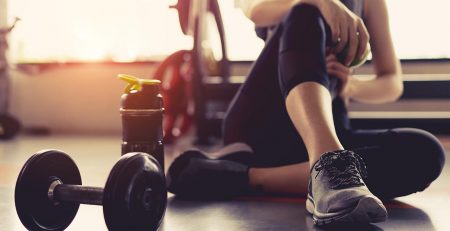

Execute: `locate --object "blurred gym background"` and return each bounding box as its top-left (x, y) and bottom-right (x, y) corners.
top-left (1, 0), bottom-right (450, 230)
top-left (1, 0), bottom-right (450, 142)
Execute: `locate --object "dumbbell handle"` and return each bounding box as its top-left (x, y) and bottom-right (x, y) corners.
top-left (49, 180), bottom-right (104, 206)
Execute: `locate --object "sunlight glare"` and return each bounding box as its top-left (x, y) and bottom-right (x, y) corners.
top-left (6, 0), bottom-right (450, 62)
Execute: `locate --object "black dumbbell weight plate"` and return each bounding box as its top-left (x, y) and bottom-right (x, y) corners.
top-left (15, 150), bottom-right (82, 231)
top-left (103, 152), bottom-right (167, 231)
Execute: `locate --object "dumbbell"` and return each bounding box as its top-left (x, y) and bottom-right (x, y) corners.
top-left (15, 150), bottom-right (167, 231)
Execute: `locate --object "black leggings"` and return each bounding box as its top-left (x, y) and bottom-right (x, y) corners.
top-left (222, 4), bottom-right (445, 200)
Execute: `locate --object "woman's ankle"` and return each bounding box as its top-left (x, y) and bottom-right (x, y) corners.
top-left (308, 146), bottom-right (345, 169)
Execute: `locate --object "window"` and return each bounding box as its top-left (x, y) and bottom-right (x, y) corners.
top-left (7, 0), bottom-right (450, 63)
top-left (219, 0), bottom-right (450, 60)
top-left (8, 0), bottom-right (192, 62)
top-left (387, 0), bottom-right (450, 60)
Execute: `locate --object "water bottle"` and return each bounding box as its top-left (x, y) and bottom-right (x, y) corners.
top-left (119, 74), bottom-right (164, 169)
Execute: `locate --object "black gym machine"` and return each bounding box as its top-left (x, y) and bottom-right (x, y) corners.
top-left (171, 0), bottom-right (241, 144)
top-left (15, 75), bottom-right (167, 231)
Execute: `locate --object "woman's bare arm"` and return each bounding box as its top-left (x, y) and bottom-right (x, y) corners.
top-left (247, 0), bottom-right (369, 66)
top-left (245, 0), bottom-right (402, 103)
top-left (348, 0), bottom-right (403, 103)
top-left (245, 0), bottom-right (318, 27)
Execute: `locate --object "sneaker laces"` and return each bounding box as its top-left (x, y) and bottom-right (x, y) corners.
top-left (314, 150), bottom-right (368, 189)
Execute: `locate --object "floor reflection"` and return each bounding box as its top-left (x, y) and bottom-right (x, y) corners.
top-left (161, 197), bottom-right (436, 231)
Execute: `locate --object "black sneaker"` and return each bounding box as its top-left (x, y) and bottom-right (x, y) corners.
top-left (210, 142), bottom-right (254, 165)
top-left (306, 150), bottom-right (387, 225)
top-left (167, 149), bottom-right (250, 200)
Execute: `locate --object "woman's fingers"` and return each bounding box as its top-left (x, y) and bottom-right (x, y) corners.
top-left (319, 0), bottom-right (368, 65)
top-left (326, 54), bottom-right (337, 62)
top-left (327, 60), bottom-right (351, 80)
top-left (356, 20), bottom-right (370, 59)
top-left (332, 16), bottom-right (363, 66)
top-left (345, 20), bottom-right (359, 66)
top-left (330, 22), bottom-right (341, 48)
top-left (334, 21), bottom-right (347, 53)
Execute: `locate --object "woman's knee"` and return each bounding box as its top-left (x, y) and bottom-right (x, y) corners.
top-left (367, 128), bottom-right (445, 199)
top-left (280, 3), bottom-right (329, 51)
top-left (278, 3), bottom-right (333, 98)
top-left (282, 3), bottom-right (322, 28)
top-left (392, 128), bottom-right (445, 188)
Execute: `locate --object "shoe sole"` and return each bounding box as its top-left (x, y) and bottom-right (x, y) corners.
top-left (306, 195), bottom-right (387, 226)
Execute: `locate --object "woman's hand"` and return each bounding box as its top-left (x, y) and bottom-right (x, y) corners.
top-left (317, 0), bottom-right (369, 66)
top-left (326, 53), bottom-right (353, 102)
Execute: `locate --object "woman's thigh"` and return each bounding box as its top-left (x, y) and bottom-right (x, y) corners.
top-left (222, 24), bottom-right (284, 145)
top-left (223, 4), bottom-right (340, 158)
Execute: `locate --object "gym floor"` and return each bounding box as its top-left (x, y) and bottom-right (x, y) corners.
top-left (1, 134), bottom-right (449, 231)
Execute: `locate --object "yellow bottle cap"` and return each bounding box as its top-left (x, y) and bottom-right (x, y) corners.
top-left (118, 74), bottom-right (161, 93)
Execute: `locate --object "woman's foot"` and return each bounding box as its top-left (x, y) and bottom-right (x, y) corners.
top-left (210, 142), bottom-right (254, 165)
top-left (306, 150), bottom-right (387, 225)
top-left (167, 149), bottom-right (252, 200)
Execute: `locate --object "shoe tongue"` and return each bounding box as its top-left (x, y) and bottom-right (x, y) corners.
top-left (322, 151), bottom-right (367, 189)
top-left (332, 157), bottom-right (348, 171)
top-left (314, 151), bottom-right (356, 175)
top-left (310, 151), bottom-right (343, 173)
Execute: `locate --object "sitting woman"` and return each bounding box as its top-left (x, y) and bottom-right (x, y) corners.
top-left (166, 0), bottom-right (445, 226)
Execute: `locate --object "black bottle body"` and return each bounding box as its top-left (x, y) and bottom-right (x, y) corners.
top-left (120, 84), bottom-right (164, 169)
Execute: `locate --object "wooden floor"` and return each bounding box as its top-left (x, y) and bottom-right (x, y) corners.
top-left (1, 134), bottom-right (449, 231)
